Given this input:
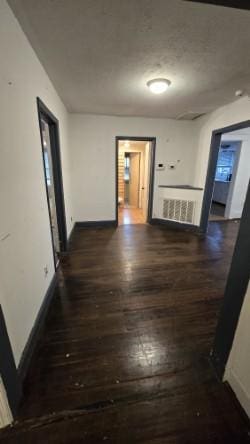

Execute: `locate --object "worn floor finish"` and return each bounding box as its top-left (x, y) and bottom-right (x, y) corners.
top-left (2, 221), bottom-right (250, 443)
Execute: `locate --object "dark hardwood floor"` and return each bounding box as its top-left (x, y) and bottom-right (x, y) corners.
top-left (2, 221), bottom-right (250, 443)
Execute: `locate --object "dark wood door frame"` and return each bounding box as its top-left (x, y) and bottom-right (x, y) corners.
top-left (199, 119), bottom-right (250, 233)
top-left (185, 0), bottom-right (250, 11)
top-left (0, 305), bottom-right (22, 416)
top-left (211, 180), bottom-right (250, 378)
top-left (200, 119), bottom-right (250, 378)
top-left (115, 137), bottom-right (156, 225)
top-left (37, 98), bottom-right (67, 267)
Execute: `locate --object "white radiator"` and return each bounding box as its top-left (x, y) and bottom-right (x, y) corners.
top-left (162, 198), bottom-right (195, 224)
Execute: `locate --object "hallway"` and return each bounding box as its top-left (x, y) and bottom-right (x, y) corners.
top-left (1, 221), bottom-right (249, 443)
top-left (118, 207), bottom-right (145, 225)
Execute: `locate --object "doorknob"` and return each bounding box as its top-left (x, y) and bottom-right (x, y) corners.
top-left (142, 187), bottom-right (145, 190)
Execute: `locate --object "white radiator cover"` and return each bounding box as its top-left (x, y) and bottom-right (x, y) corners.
top-left (162, 198), bottom-right (195, 224)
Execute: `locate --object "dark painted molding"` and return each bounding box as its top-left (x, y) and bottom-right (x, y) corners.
top-left (18, 273), bottom-right (58, 383)
top-left (224, 382), bottom-right (250, 429)
top-left (151, 218), bottom-right (201, 233)
top-left (185, 0), bottom-right (250, 10)
top-left (0, 306), bottom-right (22, 415)
top-left (159, 185), bottom-right (203, 191)
top-left (211, 181), bottom-right (250, 378)
top-left (37, 97), bottom-right (68, 267)
top-left (75, 220), bottom-right (117, 228)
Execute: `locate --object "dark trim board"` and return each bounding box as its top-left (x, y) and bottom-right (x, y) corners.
top-left (200, 120), bottom-right (250, 233)
top-left (115, 137), bottom-right (156, 225)
top-left (158, 185), bottom-right (203, 191)
top-left (0, 306), bottom-right (22, 415)
top-left (185, 0), bottom-right (250, 10)
top-left (151, 218), bottom-right (201, 233)
top-left (75, 220), bottom-right (117, 228)
top-left (37, 98), bottom-right (68, 267)
top-left (224, 382), bottom-right (250, 429)
top-left (199, 120), bottom-right (250, 379)
top-left (211, 181), bottom-right (250, 378)
top-left (18, 273), bottom-right (58, 383)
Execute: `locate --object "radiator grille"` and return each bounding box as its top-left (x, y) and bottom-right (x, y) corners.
top-left (163, 199), bottom-right (195, 224)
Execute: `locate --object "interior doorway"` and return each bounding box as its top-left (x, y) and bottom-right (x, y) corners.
top-left (37, 98), bottom-right (67, 268)
top-left (209, 138), bottom-right (241, 222)
top-left (199, 120), bottom-right (250, 379)
top-left (116, 137), bottom-right (156, 226)
top-left (200, 120), bottom-right (250, 233)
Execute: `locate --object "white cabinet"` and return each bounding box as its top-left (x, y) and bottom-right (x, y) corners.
top-left (213, 180), bottom-right (230, 205)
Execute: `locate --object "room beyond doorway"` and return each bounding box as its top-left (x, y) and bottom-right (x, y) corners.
top-left (207, 128), bottom-right (249, 225)
top-left (116, 137), bottom-right (156, 226)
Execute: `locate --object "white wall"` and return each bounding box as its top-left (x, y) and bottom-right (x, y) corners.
top-left (194, 96), bottom-right (250, 224)
top-left (69, 114), bottom-right (199, 222)
top-left (0, 1), bottom-right (73, 365)
top-left (224, 280), bottom-right (250, 418)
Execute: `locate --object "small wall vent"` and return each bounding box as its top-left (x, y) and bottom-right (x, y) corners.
top-left (162, 199), bottom-right (195, 224)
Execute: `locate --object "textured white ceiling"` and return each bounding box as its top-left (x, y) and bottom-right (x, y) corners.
top-left (7, 0), bottom-right (250, 118)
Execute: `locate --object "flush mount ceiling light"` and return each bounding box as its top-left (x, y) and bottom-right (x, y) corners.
top-left (147, 78), bottom-right (171, 94)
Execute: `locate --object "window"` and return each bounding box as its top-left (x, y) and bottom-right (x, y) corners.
top-left (215, 148), bottom-right (235, 182)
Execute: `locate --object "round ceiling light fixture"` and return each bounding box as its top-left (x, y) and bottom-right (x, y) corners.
top-left (147, 78), bottom-right (171, 94)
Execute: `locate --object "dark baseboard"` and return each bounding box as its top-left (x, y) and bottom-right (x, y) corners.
top-left (212, 200), bottom-right (226, 206)
top-left (0, 306), bottom-right (22, 415)
top-left (18, 273), bottom-right (57, 383)
top-left (75, 220), bottom-right (117, 228)
top-left (67, 222), bottom-right (76, 248)
top-left (224, 382), bottom-right (250, 430)
top-left (209, 350), bottom-right (225, 381)
top-left (150, 218), bottom-right (201, 233)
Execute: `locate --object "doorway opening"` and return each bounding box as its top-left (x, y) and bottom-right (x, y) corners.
top-left (200, 120), bottom-right (250, 233)
top-left (209, 138), bottom-right (242, 222)
top-left (199, 120), bottom-right (250, 379)
top-left (116, 137), bottom-right (156, 226)
top-left (37, 98), bottom-right (67, 268)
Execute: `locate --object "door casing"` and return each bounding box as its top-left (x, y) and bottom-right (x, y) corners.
top-left (199, 120), bottom-right (250, 377)
top-left (37, 98), bottom-right (67, 267)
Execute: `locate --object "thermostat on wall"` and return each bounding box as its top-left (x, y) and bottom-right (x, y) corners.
top-left (156, 163), bottom-right (165, 171)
